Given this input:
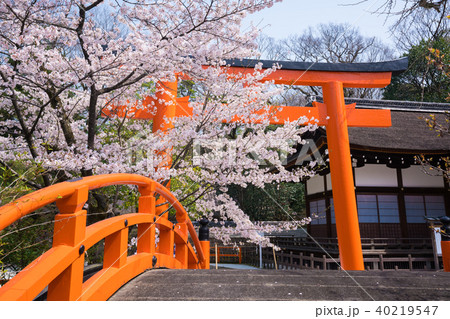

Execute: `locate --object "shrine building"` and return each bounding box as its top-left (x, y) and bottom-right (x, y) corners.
top-left (293, 98), bottom-right (450, 240)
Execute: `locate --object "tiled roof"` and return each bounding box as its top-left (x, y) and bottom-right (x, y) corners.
top-left (313, 98), bottom-right (450, 152)
top-left (316, 97), bottom-right (450, 113)
top-left (226, 57), bottom-right (408, 75)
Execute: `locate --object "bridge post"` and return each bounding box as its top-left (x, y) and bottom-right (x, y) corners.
top-left (158, 225), bottom-right (175, 265)
top-left (48, 185), bottom-right (88, 301)
top-left (104, 228), bottom-right (129, 269)
top-left (137, 183), bottom-right (156, 255)
top-left (175, 223), bottom-right (189, 267)
top-left (440, 216), bottom-right (450, 272)
top-left (199, 218), bottom-right (210, 269)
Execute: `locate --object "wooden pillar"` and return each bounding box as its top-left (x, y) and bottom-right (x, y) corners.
top-left (104, 228), bottom-right (129, 269)
top-left (324, 174), bottom-right (332, 238)
top-left (175, 223), bottom-right (189, 268)
top-left (48, 186), bottom-right (88, 301)
top-left (444, 177), bottom-right (450, 217)
top-left (322, 81), bottom-right (364, 271)
top-left (137, 194), bottom-right (156, 255)
top-left (158, 226), bottom-right (175, 259)
top-left (397, 168), bottom-right (409, 238)
top-left (305, 180), bottom-right (311, 235)
top-left (198, 218), bottom-right (210, 269)
top-left (153, 80), bottom-right (178, 134)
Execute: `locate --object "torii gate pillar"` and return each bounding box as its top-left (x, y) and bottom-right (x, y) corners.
top-left (323, 82), bottom-right (363, 270)
top-left (153, 80), bottom-right (178, 133)
top-left (153, 80), bottom-right (178, 221)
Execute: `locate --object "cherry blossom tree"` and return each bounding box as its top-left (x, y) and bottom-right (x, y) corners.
top-left (0, 0), bottom-right (315, 247)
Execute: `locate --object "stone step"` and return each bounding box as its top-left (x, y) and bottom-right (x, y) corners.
top-left (109, 268), bottom-right (450, 301)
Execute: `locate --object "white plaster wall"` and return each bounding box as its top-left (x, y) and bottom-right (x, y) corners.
top-left (306, 175), bottom-right (324, 195)
top-left (326, 174), bottom-right (332, 190)
top-left (354, 164), bottom-right (398, 187)
top-left (402, 165), bottom-right (444, 188)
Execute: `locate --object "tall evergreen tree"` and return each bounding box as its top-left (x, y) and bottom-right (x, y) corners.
top-left (383, 37), bottom-right (450, 102)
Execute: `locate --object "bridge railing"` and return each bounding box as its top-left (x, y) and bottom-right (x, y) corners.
top-left (0, 173), bottom-right (209, 301)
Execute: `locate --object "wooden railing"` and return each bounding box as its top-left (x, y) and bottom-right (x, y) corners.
top-left (235, 244), bottom-right (439, 271)
top-left (269, 236), bottom-right (433, 256)
top-left (232, 237), bottom-right (438, 271)
top-left (261, 250), bottom-right (439, 271)
top-left (210, 246), bottom-right (242, 264)
top-left (0, 174), bottom-right (209, 301)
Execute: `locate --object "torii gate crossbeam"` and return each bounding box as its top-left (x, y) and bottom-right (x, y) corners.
top-left (103, 57), bottom-right (409, 271)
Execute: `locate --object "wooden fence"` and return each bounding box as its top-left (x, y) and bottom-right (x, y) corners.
top-left (260, 250), bottom-right (438, 271)
top-left (236, 245), bottom-right (439, 271)
top-left (210, 246), bottom-right (242, 264)
top-left (269, 237), bottom-right (433, 256)
top-left (209, 236), bottom-right (439, 271)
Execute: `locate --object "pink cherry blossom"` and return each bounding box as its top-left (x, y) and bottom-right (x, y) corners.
top-left (0, 0), bottom-right (314, 245)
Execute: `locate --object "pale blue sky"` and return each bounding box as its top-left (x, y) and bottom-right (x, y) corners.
top-left (242, 0), bottom-right (400, 46)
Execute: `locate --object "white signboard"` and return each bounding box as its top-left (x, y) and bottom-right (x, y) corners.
top-left (434, 227), bottom-right (442, 256)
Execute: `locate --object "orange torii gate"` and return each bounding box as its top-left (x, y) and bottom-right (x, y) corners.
top-left (104, 57), bottom-right (408, 271)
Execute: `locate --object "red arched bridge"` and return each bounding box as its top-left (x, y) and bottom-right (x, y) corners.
top-left (1, 173), bottom-right (450, 302)
top-left (0, 173), bottom-right (210, 301)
